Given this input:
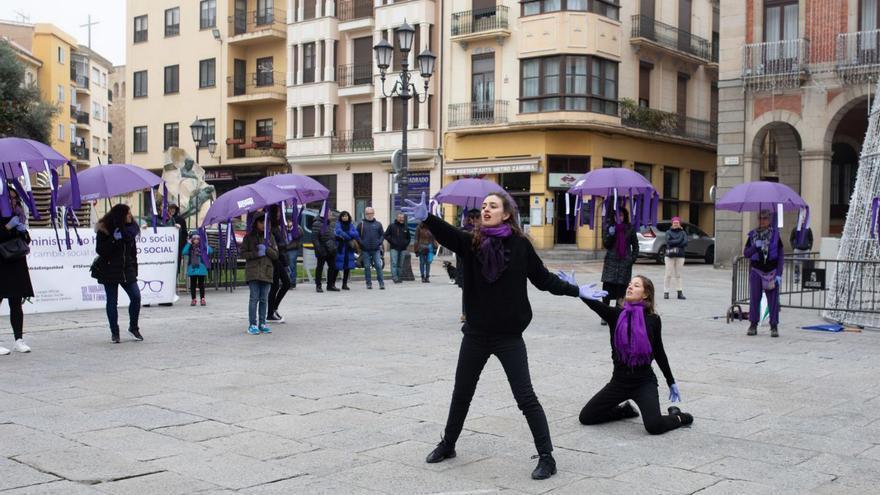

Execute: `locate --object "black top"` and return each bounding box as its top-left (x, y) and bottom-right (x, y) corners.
top-left (0, 216), bottom-right (34, 299)
top-left (789, 227), bottom-right (814, 251)
top-left (424, 214), bottom-right (579, 335)
top-left (384, 221), bottom-right (411, 251)
top-left (95, 222), bottom-right (139, 285)
top-left (583, 298), bottom-right (675, 386)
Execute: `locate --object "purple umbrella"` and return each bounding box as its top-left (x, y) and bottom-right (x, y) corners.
top-left (433, 178), bottom-right (505, 209)
top-left (0, 137), bottom-right (80, 219)
top-left (716, 181), bottom-right (810, 244)
top-left (201, 183), bottom-right (290, 227)
top-left (57, 164), bottom-right (162, 204)
top-left (567, 168), bottom-right (659, 231)
top-left (256, 174), bottom-right (330, 240)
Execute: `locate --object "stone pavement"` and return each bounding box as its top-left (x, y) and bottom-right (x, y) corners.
top-left (1, 258), bottom-right (880, 494)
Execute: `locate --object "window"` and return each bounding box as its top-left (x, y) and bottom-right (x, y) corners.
top-left (199, 58), bottom-right (216, 88)
top-left (303, 43), bottom-right (316, 83)
top-left (92, 136), bottom-right (99, 152)
top-left (256, 57), bottom-right (274, 86)
top-left (57, 84), bottom-right (64, 103)
top-left (200, 0), bottom-right (217, 29)
top-left (634, 163), bottom-right (652, 182)
top-left (304, 0), bottom-right (316, 20)
top-left (256, 119), bottom-right (273, 138)
top-left (521, 55), bottom-right (618, 115)
top-left (639, 62), bottom-right (652, 107)
top-left (164, 123), bottom-right (179, 150)
top-left (133, 70), bottom-right (147, 97)
top-left (309, 175), bottom-right (337, 210)
top-left (134, 126), bottom-right (148, 153)
top-left (57, 124), bottom-right (64, 141)
top-left (689, 170), bottom-right (705, 226)
top-left (302, 107), bottom-right (316, 137)
top-left (199, 118), bottom-right (215, 147)
top-left (392, 97), bottom-right (404, 131)
top-left (353, 173), bottom-right (372, 222)
top-left (861, 0), bottom-right (880, 33)
top-left (662, 167), bottom-right (680, 219)
top-left (134, 15), bottom-right (148, 43)
top-left (522, 0), bottom-right (619, 20)
top-left (165, 7), bottom-right (180, 36)
top-left (602, 158), bottom-right (622, 168)
top-left (92, 67), bottom-right (100, 86)
top-left (164, 65), bottom-right (179, 94)
top-left (57, 46), bottom-right (64, 63)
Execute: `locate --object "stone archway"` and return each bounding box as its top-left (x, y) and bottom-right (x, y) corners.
top-left (826, 96), bottom-right (870, 235)
top-left (748, 121), bottom-right (803, 238)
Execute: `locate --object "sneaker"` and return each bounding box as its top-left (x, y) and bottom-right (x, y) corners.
top-left (129, 328), bottom-right (144, 341)
top-left (191, 299), bottom-right (197, 306)
top-left (668, 406), bottom-right (694, 426)
top-left (367, 284), bottom-right (373, 290)
top-left (379, 284), bottom-right (385, 290)
top-left (111, 331), bottom-right (120, 344)
top-left (247, 325), bottom-right (260, 335)
top-left (0, 346), bottom-right (9, 355)
top-left (747, 325), bottom-right (757, 336)
top-left (200, 298), bottom-right (206, 306)
top-left (531, 453), bottom-right (557, 480)
top-left (13, 339), bottom-right (30, 353)
top-left (267, 313), bottom-right (284, 323)
top-left (260, 324), bottom-right (272, 334)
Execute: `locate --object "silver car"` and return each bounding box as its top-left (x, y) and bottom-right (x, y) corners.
top-left (637, 221), bottom-right (715, 264)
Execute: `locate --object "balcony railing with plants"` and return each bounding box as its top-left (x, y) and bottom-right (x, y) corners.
top-left (337, 63), bottom-right (373, 87)
top-left (331, 130), bottom-right (374, 153)
top-left (70, 142), bottom-right (89, 160)
top-left (448, 100), bottom-right (509, 128)
top-left (631, 15), bottom-right (711, 62)
top-left (451, 6), bottom-right (509, 37)
top-left (742, 38), bottom-right (809, 91)
top-left (619, 98), bottom-right (716, 145)
top-left (836, 30), bottom-right (880, 83)
top-left (229, 8), bottom-right (286, 36)
top-left (337, 0), bottom-right (373, 22)
top-left (228, 71), bottom-right (286, 97)
top-left (227, 134), bottom-right (286, 159)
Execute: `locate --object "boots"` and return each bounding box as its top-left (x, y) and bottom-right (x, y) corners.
top-left (668, 406), bottom-right (694, 426)
top-left (315, 284), bottom-right (324, 293)
top-left (677, 291), bottom-right (686, 300)
top-left (425, 438), bottom-right (456, 464)
top-left (531, 453), bottom-right (557, 480)
top-left (111, 329), bottom-right (120, 344)
top-left (770, 326), bottom-right (779, 338)
top-left (747, 324), bottom-right (757, 336)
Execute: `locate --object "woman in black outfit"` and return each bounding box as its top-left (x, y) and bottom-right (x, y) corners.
top-left (561, 273), bottom-right (693, 434)
top-left (0, 186), bottom-right (33, 355)
top-left (266, 204), bottom-right (291, 322)
top-left (94, 204), bottom-right (143, 344)
top-left (403, 192), bottom-right (590, 480)
top-left (600, 208), bottom-right (639, 324)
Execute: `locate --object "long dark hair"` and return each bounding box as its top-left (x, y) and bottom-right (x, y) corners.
top-left (608, 207), bottom-right (630, 225)
top-left (268, 204), bottom-right (282, 229)
top-left (471, 193), bottom-right (523, 251)
top-left (338, 210), bottom-right (352, 226)
top-left (99, 203), bottom-right (131, 231)
top-left (634, 275), bottom-right (656, 316)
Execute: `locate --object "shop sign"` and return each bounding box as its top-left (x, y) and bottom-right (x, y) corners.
top-left (548, 173), bottom-right (580, 188)
top-left (445, 162), bottom-right (539, 176)
top-left (393, 171), bottom-right (430, 209)
top-left (204, 170), bottom-right (234, 181)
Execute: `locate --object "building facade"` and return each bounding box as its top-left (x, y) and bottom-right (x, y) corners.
top-left (286, 0), bottom-right (443, 224)
top-left (126, 0), bottom-right (288, 195)
top-left (109, 65), bottom-right (126, 164)
top-left (71, 46), bottom-right (114, 169)
top-left (716, 0), bottom-right (872, 266)
top-left (442, 0), bottom-right (719, 251)
top-left (0, 34), bottom-right (42, 88)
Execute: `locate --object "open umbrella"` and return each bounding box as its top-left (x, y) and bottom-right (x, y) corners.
top-left (256, 174), bottom-right (330, 242)
top-left (0, 137), bottom-right (80, 220)
top-left (433, 178), bottom-right (505, 210)
top-left (567, 167), bottom-right (659, 231)
top-left (201, 183), bottom-right (291, 227)
top-left (716, 181), bottom-right (810, 243)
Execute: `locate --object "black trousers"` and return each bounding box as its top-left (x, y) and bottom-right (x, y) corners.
top-left (189, 275), bottom-right (205, 300)
top-left (579, 375), bottom-right (681, 435)
top-left (315, 254), bottom-right (338, 288)
top-left (268, 264), bottom-right (291, 314)
top-left (443, 334), bottom-right (553, 454)
top-left (0, 297), bottom-right (24, 340)
top-left (330, 268), bottom-right (350, 287)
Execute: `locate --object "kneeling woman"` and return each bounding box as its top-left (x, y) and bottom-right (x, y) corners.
top-left (403, 192), bottom-right (590, 480)
top-left (563, 273), bottom-right (693, 434)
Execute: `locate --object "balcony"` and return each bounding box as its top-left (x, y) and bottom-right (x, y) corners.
top-left (331, 130), bottom-right (374, 153)
top-left (448, 101), bottom-right (509, 129)
top-left (619, 98), bottom-right (716, 147)
top-left (227, 71), bottom-right (286, 105)
top-left (108, 122), bottom-right (113, 136)
top-left (450, 6), bottom-right (510, 46)
top-left (70, 143), bottom-right (89, 161)
top-left (836, 30), bottom-right (880, 84)
top-left (337, 63), bottom-right (373, 95)
top-left (742, 39), bottom-right (809, 92)
top-left (74, 111), bottom-right (90, 128)
top-left (227, 134), bottom-right (287, 161)
top-left (69, 104), bottom-right (77, 120)
top-left (228, 8), bottom-right (286, 45)
top-left (337, 0), bottom-right (373, 23)
top-left (630, 15), bottom-right (712, 64)
top-left (70, 68), bottom-right (90, 92)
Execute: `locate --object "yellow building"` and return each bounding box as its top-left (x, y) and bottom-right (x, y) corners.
top-left (126, 0), bottom-right (288, 195)
top-left (30, 23), bottom-right (78, 162)
top-left (442, 0), bottom-right (719, 251)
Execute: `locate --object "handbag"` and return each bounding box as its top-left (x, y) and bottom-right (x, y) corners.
top-left (89, 256), bottom-right (103, 280)
top-left (0, 237), bottom-right (30, 260)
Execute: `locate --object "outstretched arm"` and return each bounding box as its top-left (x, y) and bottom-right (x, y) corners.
top-left (583, 298), bottom-right (620, 327)
top-left (403, 192), bottom-right (469, 255)
top-left (526, 245), bottom-right (580, 296)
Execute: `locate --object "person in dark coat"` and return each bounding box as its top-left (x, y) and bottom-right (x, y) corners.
top-left (601, 207), bottom-right (639, 323)
top-left (384, 213), bottom-right (411, 283)
top-left (312, 212), bottom-right (338, 292)
top-left (94, 203), bottom-right (143, 344)
top-left (357, 207), bottom-right (385, 290)
top-left (266, 205), bottom-right (291, 322)
top-left (332, 211), bottom-right (360, 290)
top-left (790, 226), bottom-right (814, 284)
top-left (164, 203), bottom-right (188, 278)
top-left (0, 186), bottom-right (33, 355)
top-left (663, 217), bottom-right (688, 300)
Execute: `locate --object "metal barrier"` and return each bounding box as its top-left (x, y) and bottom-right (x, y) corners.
top-left (729, 254), bottom-right (880, 320)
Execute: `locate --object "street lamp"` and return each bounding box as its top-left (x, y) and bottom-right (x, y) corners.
top-left (190, 117), bottom-right (206, 164)
top-left (374, 20), bottom-right (436, 217)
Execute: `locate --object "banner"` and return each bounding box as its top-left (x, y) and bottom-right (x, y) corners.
top-left (1, 227), bottom-right (179, 315)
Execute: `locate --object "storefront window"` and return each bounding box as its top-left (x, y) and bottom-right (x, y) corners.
top-left (501, 173), bottom-right (532, 224)
top-left (309, 174), bottom-right (337, 210)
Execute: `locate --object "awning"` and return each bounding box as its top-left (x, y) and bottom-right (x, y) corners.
top-left (444, 158), bottom-right (541, 176)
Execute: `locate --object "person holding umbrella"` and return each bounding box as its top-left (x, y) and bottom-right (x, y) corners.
top-left (744, 210), bottom-right (785, 337)
top-left (312, 212), bottom-right (339, 292)
top-left (601, 208), bottom-right (639, 322)
top-left (266, 204), bottom-right (291, 322)
top-left (402, 192), bottom-right (594, 481)
top-left (0, 186), bottom-right (33, 355)
top-left (241, 214), bottom-right (278, 335)
top-left (94, 204), bottom-right (143, 344)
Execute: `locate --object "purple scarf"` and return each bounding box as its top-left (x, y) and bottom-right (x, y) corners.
top-left (615, 222), bottom-right (627, 259)
top-left (613, 302), bottom-right (653, 367)
top-left (477, 224), bottom-right (513, 283)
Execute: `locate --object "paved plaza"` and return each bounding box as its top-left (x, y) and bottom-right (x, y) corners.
top-left (1, 259), bottom-right (880, 494)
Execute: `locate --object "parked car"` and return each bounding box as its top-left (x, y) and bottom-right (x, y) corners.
top-left (637, 221), bottom-right (715, 264)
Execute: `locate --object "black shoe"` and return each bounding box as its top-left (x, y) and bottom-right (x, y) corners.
top-left (770, 326), bottom-right (779, 338)
top-left (425, 278), bottom-right (430, 283)
top-left (129, 328), bottom-right (143, 341)
top-left (600, 320), bottom-right (607, 326)
top-left (158, 303), bottom-right (173, 307)
top-left (342, 284), bottom-right (350, 291)
top-left (668, 406), bottom-right (694, 426)
top-left (316, 285), bottom-right (324, 293)
top-left (677, 291), bottom-right (686, 300)
top-left (664, 293), bottom-right (669, 300)
top-left (327, 286), bottom-right (340, 292)
top-left (111, 331), bottom-right (120, 344)
top-left (366, 284), bottom-right (373, 290)
top-left (747, 325), bottom-right (757, 336)
top-left (425, 438), bottom-right (456, 464)
top-left (615, 401), bottom-right (640, 419)
top-left (379, 285), bottom-right (385, 290)
top-left (531, 453), bottom-right (557, 480)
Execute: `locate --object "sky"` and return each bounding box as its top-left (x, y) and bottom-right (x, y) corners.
top-left (0, 0), bottom-right (126, 65)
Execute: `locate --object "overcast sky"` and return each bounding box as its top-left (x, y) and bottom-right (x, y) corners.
top-left (0, 0), bottom-right (125, 66)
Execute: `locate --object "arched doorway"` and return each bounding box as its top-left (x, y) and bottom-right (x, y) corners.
top-left (750, 122), bottom-right (802, 236)
top-left (829, 98), bottom-right (869, 235)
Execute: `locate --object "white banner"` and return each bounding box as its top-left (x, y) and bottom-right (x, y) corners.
top-left (1, 227), bottom-right (179, 315)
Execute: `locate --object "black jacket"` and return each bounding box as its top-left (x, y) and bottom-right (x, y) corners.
top-left (790, 227), bottom-right (813, 251)
top-left (583, 299), bottom-right (676, 386)
top-left (270, 225), bottom-right (290, 267)
top-left (94, 222), bottom-right (139, 285)
top-left (384, 221), bottom-right (411, 251)
top-left (0, 217), bottom-right (34, 299)
top-left (311, 216), bottom-right (337, 258)
top-left (424, 215), bottom-right (579, 335)
top-left (358, 218), bottom-right (385, 251)
top-left (601, 224), bottom-right (639, 285)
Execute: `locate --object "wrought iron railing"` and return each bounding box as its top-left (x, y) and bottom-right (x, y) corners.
top-left (331, 130), bottom-right (374, 153)
top-left (337, 0), bottom-right (373, 22)
top-left (619, 99), bottom-right (716, 145)
top-left (631, 15), bottom-right (711, 61)
top-left (229, 8), bottom-right (286, 36)
top-left (70, 143), bottom-right (89, 160)
top-left (451, 6), bottom-right (509, 36)
top-left (742, 38), bottom-right (809, 91)
top-left (228, 71), bottom-right (286, 97)
top-left (337, 64), bottom-right (373, 87)
top-left (836, 30), bottom-right (880, 83)
top-left (448, 101), bottom-right (509, 128)
top-left (75, 111), bottom-right (90, 126)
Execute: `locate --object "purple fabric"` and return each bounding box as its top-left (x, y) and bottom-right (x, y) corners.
top-left (716, 181), bottom-right (807, 213)
top-left (123, 222), bottom-right (140, 240)
top-left (567, 168), bottom-right (654, 197)
top-left (256, 174), bottom-right (330, 204)
top-left (613, 301), bottom-right (653, 367)
top-left (748, 228), bottom-right (779, 264)
top-left (434, 178), bottom-right (505, 208)
top-left (615, 222), bottom-right (627, 259)
top-left (476, 224), bottom-right (513, 283)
